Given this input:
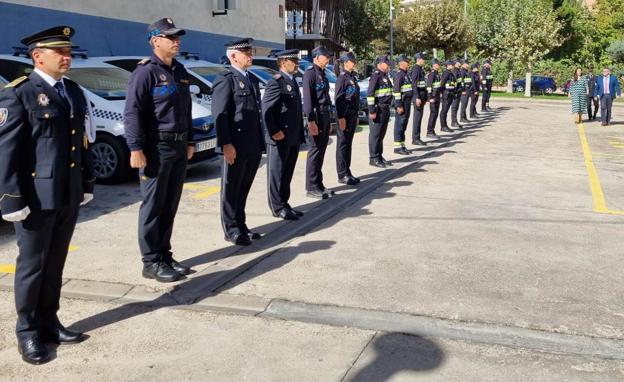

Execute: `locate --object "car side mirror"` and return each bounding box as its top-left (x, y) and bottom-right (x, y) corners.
top-left (189, 85), bottom-right (200, 95)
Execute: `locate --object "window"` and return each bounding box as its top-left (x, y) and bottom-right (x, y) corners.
top-left (0, 59), bottom-right (34, 82)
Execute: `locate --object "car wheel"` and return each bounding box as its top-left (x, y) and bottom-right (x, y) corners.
top-left (544, 87), bottom-right (554, 95)
top-left (90, 134), bottom-right (129, 184)
top-left (516, 86), bottom-right (524, 93)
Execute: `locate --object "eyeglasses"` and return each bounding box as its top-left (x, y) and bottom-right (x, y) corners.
top-left (157, 35), bottom-right (181, 41)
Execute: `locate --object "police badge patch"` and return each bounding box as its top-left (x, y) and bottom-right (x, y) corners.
top-left (383, 78), bottom-right (388, 83)
top-left (287, 84), bottom-right (292, 91)
top-left (159, 74), bottom-right (167, 82)
top-left (37, 93), bottom-right (50, 106)
top-left (239, 81), bottom-right (245, 89)
top-left (0, 108), bottom-right (7, 127)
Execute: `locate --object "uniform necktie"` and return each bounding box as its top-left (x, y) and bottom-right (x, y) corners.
top-left (54, 81), bottom-right (70, 106)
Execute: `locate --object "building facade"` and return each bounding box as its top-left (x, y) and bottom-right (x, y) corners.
top-left (0, 0), bottom-right (285, 61)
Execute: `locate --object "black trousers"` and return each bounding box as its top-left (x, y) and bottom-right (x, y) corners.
top-left (221, 151), bottom-right (261, 238)
top-left (451, 93), bottom-right (461, 125)
top-left (460, 92), bottom-right (469, 120)
top-left (427, 98), bottom-right (440, 134)
top-left (481, 86), bottom-right (491, 110)
top-left (440, 93), bottom-right (453, 128)
top-left (138, 140), bottom-right (187, 264)
top-left (267, 142), bottom-right (299, 215)
top-left (600, 96), bottom-right (614, 124)
top-left (412, 93), bottom-right (427, 141)
top-left (470, 92), bottom-right (479, 118)
top-left (306, 111), bottom-right (331, 192)
top-left (393, 98), bottom-right (412, 145)
top-left (587, 95), bottom-right (599, 119)
top-left (336, 110), bottom-right (358, 178)
top-left (369, 105), bottom-right (391, 160)
top-left (14, 205), bottom-right (79, 341)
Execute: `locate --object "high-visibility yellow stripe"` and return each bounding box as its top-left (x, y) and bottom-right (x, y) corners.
top-left (393, 92), bottom-right (401, 98)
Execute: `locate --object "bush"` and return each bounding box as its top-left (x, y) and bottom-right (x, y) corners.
top-left (606, 40), bottom-right (624, 64)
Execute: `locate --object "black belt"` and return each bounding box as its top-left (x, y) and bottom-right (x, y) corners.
top-left (150, 131), bottom-right (188, 142)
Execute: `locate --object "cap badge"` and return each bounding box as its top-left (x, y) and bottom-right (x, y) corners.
top-left (167, 18), bottom-right (173, 24)
top-left (63, 27), bottom-right (71, 37)
top-left (37, 93), bottom-right (50, 106)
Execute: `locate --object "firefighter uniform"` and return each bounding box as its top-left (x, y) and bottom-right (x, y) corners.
top-left (367, 55), bottom-right (393, 167)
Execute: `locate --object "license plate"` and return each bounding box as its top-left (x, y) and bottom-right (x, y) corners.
top-left (195, 138), bottom-right (216, 152)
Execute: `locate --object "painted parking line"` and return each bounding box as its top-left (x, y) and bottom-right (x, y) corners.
top-left (0, 264), bottom-right (16, 273)
top-left (192, 185), bottom-right (221, 199)
top-left (577, 123), bottom-right (624, 216)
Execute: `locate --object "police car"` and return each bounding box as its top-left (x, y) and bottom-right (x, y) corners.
top-left (0, 50), bottom-right (216, 184)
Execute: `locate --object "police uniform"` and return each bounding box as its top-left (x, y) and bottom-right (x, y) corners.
top-left (334, 52), bottom-right (361, 185)
top-left (450, 60), bottom-right (463, 128)
top-left (0, 26), bottom-right (94, 365)
top-left (124, 18), bottom-right (193, 282)
top-left (261, 49), bottom-right (305, 221)
top-left (426, 59), bottom-right (442, 138)
top-left (213, 38), bottom-right (265, 245)
top-left (367, 55), bottom-right (393, 167)
top-left (439, 60), bottom-right (455, 133)
top-left (303, 46), bottom-right (333, 199)
top-left (469, 63), bottom-right (481, 118)
top-left (392, 54), bottom-right (413, 155)
top-left (410, 53), bottom-right (428, 146)
top-left (481, 59), bottom-right (493, 111)
top-left (587, 69), bottom-right (599, 120)
top-left (459, 60), bottom-right (471, 123)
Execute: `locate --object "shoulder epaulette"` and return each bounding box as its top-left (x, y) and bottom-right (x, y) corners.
top-left (5, 76), bottom-right (28, 88)
top-left (273, 73), bottom-right (282, 80)
top-left (137, 58), bottom-right (151, 65)
top-left (306, 66), bottom-right (314, 71)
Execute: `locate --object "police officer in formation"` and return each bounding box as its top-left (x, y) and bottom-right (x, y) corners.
top-left (439, 60), bottom-right (456, 133)
top-left (392, 54), bottom-right (413, 155)
top-left (469, 62), bottom-right (481, 119)
top-left (410, 52), bottom-right (428, 146)
top-left (481, 59), bottom-right (493, 112)
top-left (302, 46), bottom-right (334, 199)
top-left (426, 59), bottom-right (442, 139)
top-left (212, 38), bottom-right (265, 246)
top-left (261, 49), bottom-right (305, 221)
top-left (334, 52), bottom-right (361, 186)
top-left (124, 18), bottom-right (193, 283)
top-left (458, 59), bottom-right (471, 123)
top-left (451, 59), bottom-right (463, 129)
top-left (0, 26), bottom-right (94, 364)
top-left (367, 55), bottom-right (393, 168)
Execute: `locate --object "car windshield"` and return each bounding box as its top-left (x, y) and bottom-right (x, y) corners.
top-left (190, 66), bottom-right (226, 84)
top-left (66, 67), bottom-right (130, 100)
top-left (250, 67), bottom-right (279, 83)
top-left (298, 61), bottom-right (337, 83)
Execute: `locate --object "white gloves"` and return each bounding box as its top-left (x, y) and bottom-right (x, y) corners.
top-left (2, 206), bottom-right (31, 222)
top-left (80, 193), bottom-right (94, 206)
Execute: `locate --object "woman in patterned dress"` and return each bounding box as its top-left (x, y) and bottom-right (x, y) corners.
top-left (568, 67), bottom-right (588, 124)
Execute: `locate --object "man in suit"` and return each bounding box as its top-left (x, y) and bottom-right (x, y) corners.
top-left (0, 26), bottom-right (95, 364)
top-left (261, 49), bottom-right (305, 221)
top-left (212, 38), bottom-right (265, 245)
top-left (586, 65), bottom-right (599, 121)
top-left (594, 66), bottom-right (621, 126)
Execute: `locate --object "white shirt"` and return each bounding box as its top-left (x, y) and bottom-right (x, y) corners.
top-left (280, 70), bottom-right (293, 81)
top-left (604, 76), bottom-right (609, 94)
top-left (34, 67), bottom-right (64, 88)
top-left (230, 64), bottom-right (248, 78)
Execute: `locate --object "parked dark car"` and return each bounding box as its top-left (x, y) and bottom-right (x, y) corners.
top-left (512, 75), bottom-right (557, 94)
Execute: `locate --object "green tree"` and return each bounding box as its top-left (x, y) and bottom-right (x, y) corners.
top-left (606, 40), bottom-right (624, 64)
top-left (342, 0), bottom-right (400, 59)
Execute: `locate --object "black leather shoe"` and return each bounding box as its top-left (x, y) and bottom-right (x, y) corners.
top-left (338, 176), bottom-right (357, 185)
top-left (452, 123), bottom-right (463, 129)
top-left (380, 157), bottom-right (393, 166)
top-left (170, 259), bottom-right (191, 275)
top-left (426, 133), bottom-right (438, 139)
top-left (307, 190), bottom-right (328, 199)
top-left (290, 208), bottom-right (304, 216)
top-left (393, 147), bottom-right (410, 155)
top-left (459, 118), bottom-right (469, 123)
top-left (441, 126), bottom-right (453, 133)
top-left (18, 337), bottom-right (51, 365)
top-left (349, 175), bottom-right (361, 184)
top-left (225, 233), bottom-right (252, 246)
top-left (245, 231), bottom-right (262, 240)
top-left (41, 326), bottom-right (87, 344)
top-left (412, 139), bottom-right (427, 146)
top-left (142, 262), bottom-right (183, 282)
top-left (278, 209), bottom-right (299, 220)
top-left (369, 159), bottom-right (386, 168)
top-left (321, 188), bottom-right (335, 197)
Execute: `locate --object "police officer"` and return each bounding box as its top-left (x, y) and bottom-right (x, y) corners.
top-left (392, 54), bottom-right (413, 155)
top-left (213, 38), bottom-right (265, 245)
top-left (410, 52), bottom-right (428, 146)
top-left (124, 18), bottom-right (193, 282)
top-left (439, 60), bottom-right (455, 133)
top-left (334, 52), bottom-right (361, 185)
top-left (261, 49), bottom-right (305, 221)
top-left (481, 59), bottom-right (494, 112)
top-left (426, 59), bottom-right (442, 139)
top-left (451, 59), bottom-right (463, 129)
top-left (0, 26), bottom-right (95, 364)
top-left (303, 46), bottom-right (333, 199)
top-left (587, 65), bottom-right (599, 121)
top-left (367, 55), bottom-right (393, 168)
top-left (459, 59), bottom-right (471, 123)
top-left (469, 62), bottom-right (481, 119)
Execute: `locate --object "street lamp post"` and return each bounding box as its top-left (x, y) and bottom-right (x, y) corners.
top-left (390, 0), bottom-right (394, 56)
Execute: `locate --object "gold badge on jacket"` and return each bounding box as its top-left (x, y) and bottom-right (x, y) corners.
top-left (37, 93), bottom-right (50, 106)
top-left (159, 74), bottom-right (167, 82)
top-left (287, 84), bottom-right (292, 91)
top-left (239, 81), bottom-right (245, 89)
top-left (0, 108), bottom-right (7, 127)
